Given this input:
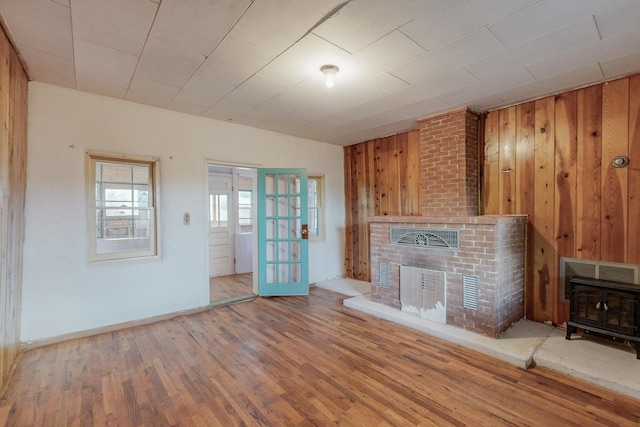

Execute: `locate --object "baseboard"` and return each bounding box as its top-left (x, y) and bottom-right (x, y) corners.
top-left (19, 304), bottom-right (212, 351)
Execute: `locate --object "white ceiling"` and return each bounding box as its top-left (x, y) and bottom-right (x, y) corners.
top-left (2, 0), bottom-right (640, 146)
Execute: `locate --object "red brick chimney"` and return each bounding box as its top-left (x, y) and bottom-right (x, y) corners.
top-left (419, 108), bottom-right (479, 217)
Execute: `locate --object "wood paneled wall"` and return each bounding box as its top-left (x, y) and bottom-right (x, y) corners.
top-left (343, 131), bottom-right (421, 281)
top-left (0, 25), bottom-right (28, 390)
top-left (483, 75), bottom-right (640, 325)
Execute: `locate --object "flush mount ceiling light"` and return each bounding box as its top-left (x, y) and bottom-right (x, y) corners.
top-left (320, 64), bottom-right (339, 88)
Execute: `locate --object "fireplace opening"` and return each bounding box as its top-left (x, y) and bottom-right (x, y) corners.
top-left (400, 266), bottom-right (446, 324)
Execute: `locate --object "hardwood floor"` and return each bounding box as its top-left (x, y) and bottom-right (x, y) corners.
top-left (209, 273), bottom-right (254, 303)
top-left (1, 286), bottom-right (639, 426)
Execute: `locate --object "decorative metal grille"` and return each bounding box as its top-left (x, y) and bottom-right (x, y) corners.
top-left (390, 228), bottom-right (459, 250)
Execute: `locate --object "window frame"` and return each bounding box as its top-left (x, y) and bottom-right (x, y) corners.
top-left (86, 152), bottom-right (160, 262)
top-left (308, 175), bottom-right (325, 240)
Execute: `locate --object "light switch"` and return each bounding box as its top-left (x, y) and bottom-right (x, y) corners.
top-left (183, 212), bottom-right (190, 225)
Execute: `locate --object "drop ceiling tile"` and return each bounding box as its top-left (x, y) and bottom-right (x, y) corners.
top-left (488, 0), bottom-right (630, 48)
top-left (166, 99), bottom-right (209, 117)
top-left (389, 68), bottom-right (478, 105)
top-left (126, 76), bottom-right (180, 109)
top-left (466, 18), bottom-right (601, 80)
top-left (71, 0), bottom-right (157, 56)
top-left (151, 0), bottom-right (251, 56)
top-left (15, 43), bottom-right (75, 88)
top-left (494, 64), bottom-right (604, 105)
top-left (205, 75), bottom-right (290, 120)
top-left (444, 94), bottom-right (505, 113)
top-left (601, 51), bottom-right (640, 78)
top-left (0, 0), bottom-right (73, 60)
top-left (526, 27), bottom-right (640, 80)
top-left (275, 71), bottom-right (408, 116)
top-left (76, 79), bottom-right (128, 99)
top-left (380, 98), bottom-right (451, 123)
top-left (136, 37), bottom-right (205, 87)
top-left (339, 97), bottom-right (409, 122)
top-left (439, 67), bottom-right (535, 107)
top-left (242, 97), bottom-right (310, 123)
top-left (232, 0), bottom-right (347, 52)
top-left (399, 0), bottom-right (537, 51)
top-left (390, 27), bottom-right (504, 85)
top-left (595, 1), bottom-right (640, 39)
top-left (257, 34), bottom-right (350, 86)
top-left (74, 39), bottom-right (137, 89)
top-left (337, 30), bottom-right (426, 80)
top-left (196, 32), bottom-right (280, 88)
top-left (171, 73), bottom-right (235, 109)
top-left (312, 0), bottom-right (424, 53)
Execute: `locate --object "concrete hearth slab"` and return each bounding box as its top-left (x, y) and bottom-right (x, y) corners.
top-left (535, 328), bottom-right (640, 399)
top-left (341, 294), bottom-right (551, 369)
top-left (314, 277), bottom-right (640, 400)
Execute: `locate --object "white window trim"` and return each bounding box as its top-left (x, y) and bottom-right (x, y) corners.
top-left (86, 152), bottom-right (160, 262)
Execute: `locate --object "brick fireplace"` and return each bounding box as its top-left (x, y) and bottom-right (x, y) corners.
top-left (368, 108), bottom-right (527, 337)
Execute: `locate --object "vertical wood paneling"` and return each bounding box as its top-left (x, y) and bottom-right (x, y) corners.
top-left (533, 96), bottom-right (556, 322)
top-left (0, 26), bottom-right (8, 391)
top-left (515, 102), bottom-right (535, 318)
top-left (628, 75), bottom-right (640, 264)
top-left (554, 91), bottom-right (578, 322)
top-left (601, 79), bottom-right (629, 263)
top-left (343, 132), bottom-right (421, 281)
top-left (499, 107), bottom-right (516, 214)
top-left (576, 85), bottom-right (602, 261)
top-left (357, 143), bottom-right (373, 280)
top-left (343, 147), bottom-right (354, 278)
top-left (404, 131), bottom-right (421, 215)
top-left (0, 26), bottom-right (28, 390)
top-left (387, 135), bottom-right (400, 216)
top-left (374, 138), bottom-right (386, 216)
top-left (483, 111), bottom-right (500, 214)
top-left (482, 75), bottom-right (640, 324)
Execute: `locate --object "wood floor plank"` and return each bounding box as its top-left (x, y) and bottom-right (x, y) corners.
top-left (1, 285), bottom-right (640, 426)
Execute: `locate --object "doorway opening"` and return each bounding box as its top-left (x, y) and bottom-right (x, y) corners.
top-left (207, 164), bottom-right (257, 304)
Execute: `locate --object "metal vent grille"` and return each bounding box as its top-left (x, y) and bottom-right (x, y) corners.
top-left (391, 228), bottom-right (459, 250)
top-left (462, 275), bottom-right (479, 310)
top-left (379, 262), bottom-right (389, 289)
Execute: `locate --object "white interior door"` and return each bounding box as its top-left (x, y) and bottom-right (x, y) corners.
top-left (208, 174), bottom-right (234, 277)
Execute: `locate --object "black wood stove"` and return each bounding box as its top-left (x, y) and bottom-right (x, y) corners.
top-left (566, 276), bottom-right (640, 359)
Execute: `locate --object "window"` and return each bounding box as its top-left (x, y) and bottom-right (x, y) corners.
top-left (87, 153), bottom-right (158, 261)
top-left (236, 174), bottom-right (253, 233)
top-left (209, 194), bottom-right (228, 228)
top-left (238, 190), bottom-right (252, 232)
top-left (308, 175), bottom-right (324, 240)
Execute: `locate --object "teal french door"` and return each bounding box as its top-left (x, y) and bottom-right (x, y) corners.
top-left (257, 169), bottom-right (309, 296)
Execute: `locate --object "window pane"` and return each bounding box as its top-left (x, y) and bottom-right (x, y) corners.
top-left (209, 194), bottom-right (228, 228)
top-left (307, 176), bottom-right (323, 239)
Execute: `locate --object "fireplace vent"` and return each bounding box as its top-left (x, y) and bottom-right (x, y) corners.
top-left (379, 261), bottom-right (389, 289)
top-left (391, 228), bottom-right (459, 250)
top-left (463, 275), bottom-right (479, 310)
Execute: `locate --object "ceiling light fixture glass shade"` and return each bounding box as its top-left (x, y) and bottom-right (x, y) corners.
top-left (321, 64), bottom-right (339, 88)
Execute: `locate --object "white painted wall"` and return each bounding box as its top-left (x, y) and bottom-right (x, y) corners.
top-left (22, 82), bottom-right (346, 343)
